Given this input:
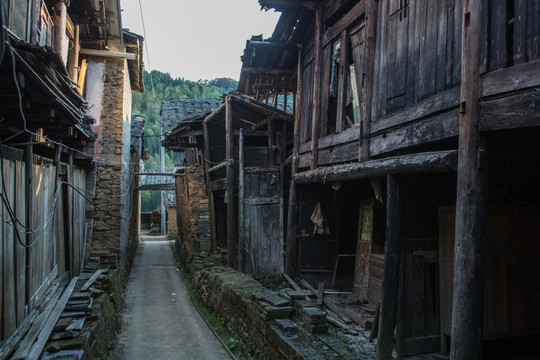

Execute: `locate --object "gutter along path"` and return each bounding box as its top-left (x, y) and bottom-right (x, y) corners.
top-left (115, 235), bottom-right (231, 360)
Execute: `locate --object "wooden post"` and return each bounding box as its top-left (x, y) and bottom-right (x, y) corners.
top-left (268, 115), bottom-right (275, 162)
top-left (238, 128), bottom-right (245, 272)
top-left (376, 175), bottom-right (402, 359)
top-left (24, 137), bottom-right (33, 308)
top-left (52, 144), bottom-right (62, 266)
top-left (359, 0), bottom-right (378, 162)
top-left (285, 47), bottom-right (303, 274)
top-left (450, 0), bottom-right (487, 359)
top-left (67, 25), bottom-right (80, 82)
top-left (53, 0), bottom-right (67, 64)
top-left (225, 97), bottom-right (237, 268)
top-left (67, 151), bottom-right (74, 276)
top-left (203, 121), bottom-right (217, 251)
top-left (310, 6), bottom-right (322, 170)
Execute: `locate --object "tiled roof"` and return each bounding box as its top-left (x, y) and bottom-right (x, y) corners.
top-left (160, 98), bottom-right (222, 134)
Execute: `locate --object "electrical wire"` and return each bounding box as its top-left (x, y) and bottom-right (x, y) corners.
top-left (3, 36), bottom-right (95, 159)
top-left (137, 0), bottom-right (156, 105)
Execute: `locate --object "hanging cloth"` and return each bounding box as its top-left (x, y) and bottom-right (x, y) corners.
top-left (311, 203), bottom-right (331, 235)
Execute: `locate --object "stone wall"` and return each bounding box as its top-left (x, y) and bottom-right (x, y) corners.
top-left (88, 57), bottom-right (136, 270)
top-left (175, 165), bottom-right (210, 254)
top-left (190, 266), bottom-right (343, 360)
top-left (41, 254), bottom-right (125, 359)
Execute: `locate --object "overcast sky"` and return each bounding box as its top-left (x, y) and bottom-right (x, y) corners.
top-left (120, 0), bottom-right (281, 82)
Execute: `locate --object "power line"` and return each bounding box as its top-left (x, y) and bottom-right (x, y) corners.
top-left (137, 0), bottom-right (156, 107)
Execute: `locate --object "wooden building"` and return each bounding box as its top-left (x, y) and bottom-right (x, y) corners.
top-left (0, 0), bottom-right (143, 353)
top-left (164, 92), bottom-right (295, 279)
top-left (242, 0), bottom-right (540, 358)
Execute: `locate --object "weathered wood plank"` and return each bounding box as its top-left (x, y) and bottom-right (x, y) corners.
top-left (488, 0), bottom-right (508, 71)
top-left (479, 91), bottom-right (540, 131)
top-left (435, 0), bottom-right (449, 94)
top-left (26, 277), bottom-right (78, 360)
top-left (298, 153), bottom-right (313, 169)
top-left (322, 0), bottom-right (366, 46)
top-left (225, 98), bottom-right (236, 268)
top-left (370, 110), bottom-right (459, 156)
top-left (317, 142), bottom-right (358, 166)
top-left (446, 0), bottom-right (457, 82)
top-left (386, 3), bottom-right (407, 113)
top-left (2, 159), bottom-right (16, 337)
top-left (371, 87), bottom-right (460, 134)
top-left (451, 0), bottom-right (463, 86)
top-left (321, 44), bottom-right (332, 138)
top-left (294, 150), bottom-right (458, 184)
top-left (0, 276), bottom-right (65, 360)
top-left (513, 0), bottom-right (527, 65)
top-left (238, 129), bottom-right (246, 273)
top-left (451, 0), bottom-right (487, 358)
top-left (24, 141), bottom-right (33, 312)
top-left (418, 0), bottom-right (438, 101)
top-left (310, 7), bottom-right (323, 170)
top-left (372, 0), bottom-right (388, 119)
top-left (80, 269), bottom-right (105, 292)
top-left (285, 47), bottom-right (302, 274)
top-left (526, 0), bottom-right (540, 61)
top-left (359, 0), bottom-right (377, 161)
top-left (480, 58), bottom-right (540, 98)
top-left (15, 160), bottom-right (26, 327)
top-left (9, 281), bottom-right (64, 360)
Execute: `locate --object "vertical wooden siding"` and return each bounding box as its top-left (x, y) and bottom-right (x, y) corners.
top-left (372, 0), bottom-right (463, 120)
top-left (0, 155), bottom-right (86, 340)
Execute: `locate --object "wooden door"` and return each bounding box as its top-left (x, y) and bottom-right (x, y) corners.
top-left (238, 131), bottom-right (284, 278)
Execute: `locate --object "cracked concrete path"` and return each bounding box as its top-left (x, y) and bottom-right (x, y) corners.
top-left (115, 235), bottom-right (231, 360)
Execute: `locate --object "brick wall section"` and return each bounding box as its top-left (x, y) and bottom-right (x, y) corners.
top-left (175, 165), bottom-right (210, 253)
top-left (92, 164), bottom-right (122, 254)
top-left (89, 58), bottom-right (135, 264)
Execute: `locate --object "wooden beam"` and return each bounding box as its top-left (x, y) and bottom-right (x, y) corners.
top-left (24, 137), bottom-right (33, 308)
top-left (323, 0), bottom-right (367, 46)
top-left (240, 67), bottom-right (295, 75)
top-left (137, 183), bottom-right (176, 191)
top-left (133, 172), bottom-right (179, 176)
top-left (80, 269), bottom-right (105, 291)
top-left (67, 25), bottom-right (80, 81)
top-left (225, 97), bottom-right (237, 268)
top-left (310, 7), bottom-right (323, 170)
top-left (480, 58), bottom-right (540, 98)
top-left (208, 160), bottom-right (227, 173)
top-left (294, 150), bottom-right (458, 184)
top-left (53, 0), bottom-right (67, 64)
top-left (203, 103), bottom-right (226, 124)
top-left (285, 47), bottom-right (303, 274)
top-left (248, 41), bottom-right (298, 51)
top-left (252, 84), bottom-right (297, 90)
top-left (79, 48), bottom-right (136, 60)
top-left (238, 128), bottom-right (245, 272)
top-left (450, 1), bottom-right (487, 359)
top-left (203, 121), bottom-right (217, 250)
top-left (376, 175), bottom-right (402, 359)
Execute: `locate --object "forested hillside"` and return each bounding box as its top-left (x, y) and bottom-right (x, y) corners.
top-left (133, 70), bottom-right (237, 212)
top-left (132, 70), bottom-right (237, 170)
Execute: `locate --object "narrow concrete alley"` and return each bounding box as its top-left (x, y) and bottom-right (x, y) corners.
top-left (114, 235), bottom-right (231, 360)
